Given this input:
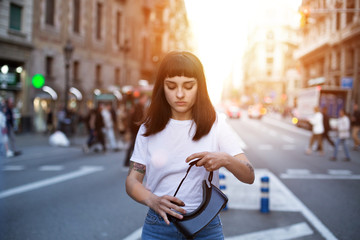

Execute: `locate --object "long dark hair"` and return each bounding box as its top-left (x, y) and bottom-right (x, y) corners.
top-left (142, 51), bottom-right (216, 141)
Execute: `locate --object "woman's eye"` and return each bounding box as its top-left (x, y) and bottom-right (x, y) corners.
top-left (184, 84), bottom-right (194, 90)
top-left (166, 84), bottom-right (176, 90)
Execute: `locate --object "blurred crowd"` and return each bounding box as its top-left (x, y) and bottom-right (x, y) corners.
top-left (79, 94), bottom-right (149, 166)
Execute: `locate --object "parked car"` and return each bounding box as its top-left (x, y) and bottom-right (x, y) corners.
top-left (226, 106), bottom-right (241, 119)
top-left (248, 105), bottom-right (266, 119)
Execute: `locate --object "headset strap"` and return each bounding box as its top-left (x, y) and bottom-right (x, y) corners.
top-left (173, 160), bottom-right (213, 197)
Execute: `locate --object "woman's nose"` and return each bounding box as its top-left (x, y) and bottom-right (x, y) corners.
top-left (176, 88), bottom-right (184, 98)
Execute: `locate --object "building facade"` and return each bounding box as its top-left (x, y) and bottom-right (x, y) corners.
top-left (1, 0), bottom-right (192, 132)
top-left (242, 1), bottom-right (300, 110)
top-left (0, 0), bottom-right (34, 132)
top-left (296, 0), bottom-right (360, 111)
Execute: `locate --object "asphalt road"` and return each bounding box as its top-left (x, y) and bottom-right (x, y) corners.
top-left (1, 112), bottom-right (359, 240)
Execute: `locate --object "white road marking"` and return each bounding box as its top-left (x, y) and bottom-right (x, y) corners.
top-left (267, 169), bottom-right (337, 239)
top-left (263, 117), bottom-right (311, 137)
top-left (286, 169), bottom-right (311, 175)
top-left (281, 173), bottom-right (360, 180)
top-left (258, 144), bottom-right (273, 150)
top-left (123, 227), bottom-right (142, 240)
top-left (281, 135), bottom-right (295, 143)
top-left (225, 222), bottom-right (313, 240)
top-left (124, 222), bottom-right (313, 240)
top-left (39, 165), bottom-right (64, 171)
top-left (2, 165), bottom-right (25, 171)
top-left (223, 168), bottom-right (337, 239)
top-left (0, 166), bottom-right (104, 199)
top-left (328, 169), bottom-right (352, 175)
top-left (282, 144), bottom-right (296, 150)
top-left (269, 130), bottom-right (277, 137)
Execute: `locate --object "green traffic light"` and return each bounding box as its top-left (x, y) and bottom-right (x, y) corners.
top-left (32, 74), bottom-right (45, 88)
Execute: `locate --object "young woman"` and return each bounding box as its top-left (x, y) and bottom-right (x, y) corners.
top-left (125, 51), bottom-right (255, 239)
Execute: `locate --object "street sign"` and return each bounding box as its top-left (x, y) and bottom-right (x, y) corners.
top-left (341, 77), bottom-right (353, 89)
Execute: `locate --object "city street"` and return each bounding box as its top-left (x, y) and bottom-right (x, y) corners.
top-left (1, 112), bottom-right (359, 240)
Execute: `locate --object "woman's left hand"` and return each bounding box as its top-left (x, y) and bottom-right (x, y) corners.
top-left (185, 151), bottom-right (228, 172)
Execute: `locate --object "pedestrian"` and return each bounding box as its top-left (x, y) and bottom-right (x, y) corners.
top-left (125, 51), bottom-right (255, 239)
top-left (306, 106), bottom-right (324, 155)
top-left (56, 105), bottom-right (66, 131)
top-left (123, 93), bottom-right (148, 166)
top-left (45, 109), bottom-right (54, 134)
top-left (94, 103), bottom-right (106, 152)
top-left (330, 109), bottom-right (351, 161)
top-left (101, 103), bottom-right (118, 151)
top-left (82, 107), bottom-right (97, 153)
top-left (351, 103), bottom-right (360, 151)
top-left (5, 98), bottom-right (20, 155)
top-left (116, 101), bottom-right (127, 145)
top-left (0, 103), bottom-right (13, 158)
top-left (318, 107), bottom-right (334, 150)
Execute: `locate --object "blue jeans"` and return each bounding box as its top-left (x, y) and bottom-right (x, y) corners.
top-left (142, 208), bottom-right (224, 240)
top-left (333, 138), bottom-right (350, 159)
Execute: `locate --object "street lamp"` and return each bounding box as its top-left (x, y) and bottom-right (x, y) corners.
top-left (63, 39), bottom-right (74, 113)
top-left (120, 39), bottom-right (130, 85)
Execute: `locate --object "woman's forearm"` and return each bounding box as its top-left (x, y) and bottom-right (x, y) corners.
top-left (126, 176), bottom-right (154, 207)
top-left (224, 153), bottom-right (255, 184)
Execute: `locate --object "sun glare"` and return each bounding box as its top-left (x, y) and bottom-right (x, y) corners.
top-left (184, 0), bottom-right (302, 105)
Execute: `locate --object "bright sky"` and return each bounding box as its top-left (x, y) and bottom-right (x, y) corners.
top-left (184, 0), bottom-right (302, 105)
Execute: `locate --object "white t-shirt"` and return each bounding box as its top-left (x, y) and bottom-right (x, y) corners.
top-left (101, 109), bottom-right (113, 128)
top-left (130, 114), bottom-right (244, 212)
top-left (337, 115), bottom-right (350, 139)
top-left (309, 112), bottom-right (324, 134)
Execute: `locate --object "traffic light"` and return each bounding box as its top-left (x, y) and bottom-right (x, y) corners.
top-left (32, 74), bottom-right (45, 88)
top-left (300, 6), bottom-right (310, 28)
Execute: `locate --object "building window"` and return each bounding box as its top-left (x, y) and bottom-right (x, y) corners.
top-left (95, 64), bottom-right (102, 86)
top-left (266, 31), bottom-right (274, 40)
top-left (9, 3), bottom-right (22, 31)
top-left (346, 0), bottom-right (355, 24)
top-left (336, 51), bottom-right (341, 70)
top-left (267, 70), bottom-right (272, 77)
top-left (115, 68), bottom-right (121, 86)
top-left (346, 48), bottom-right (354, 69)
top-left (155, 8), bottom-right (163, 23)
top-left (266, 57), bottom-right (273, 64)
top-left (96, 2), bottom-right (103, 40)
top-left (73, 0), bottom-right (81, 33)
top-left (45, 56), bottom-right (54, 80)
top-left (336, 12), bottom-right (341, 30)
top-left (154, 35), bottom-right (162, 56)
top-left (45, 0), bottom-right (55, 26)
top-left (73, 61), bottom-right (80, 83)
top-left (142, 37), bottom-right (148, 62)
top-left (116, 11), bottom-right (122, 45)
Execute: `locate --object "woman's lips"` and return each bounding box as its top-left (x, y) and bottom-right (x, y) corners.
top-left (175, 101), bottom-right (186, 106)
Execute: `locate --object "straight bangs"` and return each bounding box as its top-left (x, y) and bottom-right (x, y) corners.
top-left (143, 51), bottom-right (216, 140)
top-left (159, 53), bottom-right (200, 80)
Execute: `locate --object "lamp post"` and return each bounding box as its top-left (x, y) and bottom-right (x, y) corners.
top-left (63, 39), bottom-right (74, 113)
top-left (121, 39), bottom-right (130, 85)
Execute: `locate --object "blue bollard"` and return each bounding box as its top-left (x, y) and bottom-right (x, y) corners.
top-left (219, 173), bottom-right (228, 211)
top-left (260, 176), bottom-right (269, 213)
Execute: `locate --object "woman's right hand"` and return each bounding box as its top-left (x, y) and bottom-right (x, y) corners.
top-left (147, 194), bottom-right (186, 225)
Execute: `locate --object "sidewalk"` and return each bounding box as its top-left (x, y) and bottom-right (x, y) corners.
top-left (1, 132), bottom-right (88, 164)
top-left (2, 131), bottom-right (130, 164)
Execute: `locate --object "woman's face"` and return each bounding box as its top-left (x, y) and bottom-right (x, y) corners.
top-left (164, 76), bottom-right (198, 120)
